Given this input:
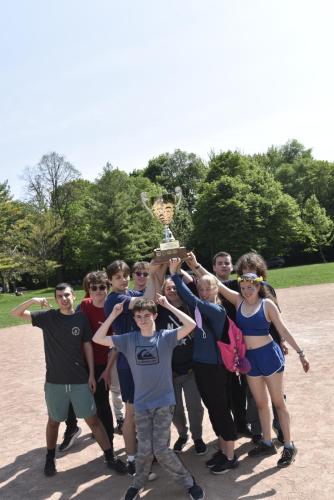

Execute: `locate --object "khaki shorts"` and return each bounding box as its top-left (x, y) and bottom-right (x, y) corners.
top-left (44, 382), bottom-right (96, 422)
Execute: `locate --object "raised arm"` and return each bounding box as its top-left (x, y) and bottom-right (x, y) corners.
top-left (11, 297), bottom-right (52, 321)
top-left (93, 302), bottom-right (124, 347)
top-left (265, 300), bottom-right (310, 373)
top-left (156, 294), bottom-right (196, 340)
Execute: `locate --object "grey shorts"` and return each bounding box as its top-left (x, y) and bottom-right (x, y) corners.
top-left (44, 382), bottom-right (96, 422)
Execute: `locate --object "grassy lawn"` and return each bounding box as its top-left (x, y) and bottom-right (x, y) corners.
top-left (1, 263), bottom-right (333, 329)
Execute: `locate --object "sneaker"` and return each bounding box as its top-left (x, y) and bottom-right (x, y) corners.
top-left (251, 434), bottom-right (263, 444)
top-left (127, 460), bottom-right (136, 476)
top-left (122, 487), bottom-right (139, 500)
top-left (173, 435), bottom-right (188, 453)
top-left (273, 424), bottom-right (284, 445)
top-left (106, 456), bottom-right (127, 474)
top-left (277, 444), bottom-right (297, 467)
top-left (115, 418), bottom-right (124, 435)
top-left (44, 455), bottom-right (57, 477)
top-left (148, 470), bottom-right (157, 481)
top-left (206, 450), bottom-right (225, 468)
top-left (194, 439), bottom-right (207, 455)
top-left (210, 455), bottom-right (238, 474)
top-left (58, 426), bottom-right (81, 452)
top-left (248, 441), bottom-right (277, 457)
top-left (188, 479), bottom-right (205, 500)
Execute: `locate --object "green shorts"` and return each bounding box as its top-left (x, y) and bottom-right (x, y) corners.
top-left (44, 383), bottom-right (96, 422)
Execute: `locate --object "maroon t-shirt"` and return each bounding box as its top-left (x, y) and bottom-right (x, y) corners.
top-left (80, 298), bottom-right (110, 366)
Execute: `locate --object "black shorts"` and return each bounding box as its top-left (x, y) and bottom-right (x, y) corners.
top-left (117, 367), bottom-right (135, 404)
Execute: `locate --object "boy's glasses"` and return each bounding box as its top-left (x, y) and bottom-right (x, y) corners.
top-left (134, 272), bottom-right (149, 278)
top-left (90, 284), bottom-right (108, 291)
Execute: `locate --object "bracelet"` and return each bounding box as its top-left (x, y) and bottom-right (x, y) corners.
top-left (297, 349), bottom-right (305, 358)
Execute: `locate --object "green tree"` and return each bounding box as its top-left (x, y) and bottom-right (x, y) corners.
top-left (302, 195), bottom-right (334, 263)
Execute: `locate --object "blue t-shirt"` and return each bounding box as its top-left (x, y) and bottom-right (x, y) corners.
top-left (112, 329), bottom-right (178, 412)
top-left (104, 289), bottom-right (143, 369)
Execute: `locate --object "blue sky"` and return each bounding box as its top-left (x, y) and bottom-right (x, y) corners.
top-left (1, 0), bottom-right (333, 199)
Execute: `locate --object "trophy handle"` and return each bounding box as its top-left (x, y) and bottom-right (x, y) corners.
top-left (141, 192), bottom-right (153, 217)
top-left (175, 186), bottom-right (182, 210)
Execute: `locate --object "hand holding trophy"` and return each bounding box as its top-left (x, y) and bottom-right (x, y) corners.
top-left (141, 187), bottom-right (188, 263)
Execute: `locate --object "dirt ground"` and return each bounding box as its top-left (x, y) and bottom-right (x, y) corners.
top-left (0, 283), bottom-right (333, 500)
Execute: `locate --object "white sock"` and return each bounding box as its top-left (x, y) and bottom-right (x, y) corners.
top-left (127, 454), bottom-right (135, 462)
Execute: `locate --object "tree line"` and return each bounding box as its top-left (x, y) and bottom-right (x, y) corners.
top-left (1, 139), bottom-right (333, 291)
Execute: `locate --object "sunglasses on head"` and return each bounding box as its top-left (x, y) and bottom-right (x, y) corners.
top-left (134, 271), bottom-right (149, 277)
top-left (90, 284), bottom-right (108, 291)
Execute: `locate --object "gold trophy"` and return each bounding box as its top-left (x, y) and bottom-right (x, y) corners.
top-left (141, 186), bottom-right (188, 263)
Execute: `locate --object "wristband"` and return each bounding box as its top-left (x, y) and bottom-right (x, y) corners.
top-left (297, 349), bottom-right (305, 358)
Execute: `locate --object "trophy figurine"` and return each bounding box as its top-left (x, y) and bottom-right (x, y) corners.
top-left (141, 186), bottom-right (188, 263)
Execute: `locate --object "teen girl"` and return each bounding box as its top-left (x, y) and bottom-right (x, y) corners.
top-left (169, 258), bottom-right (238, 475)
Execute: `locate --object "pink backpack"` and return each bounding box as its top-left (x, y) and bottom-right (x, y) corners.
top-left (194, 307), bottom-right (251, 374)
top-left (217, 317), bottom-right (251, 374)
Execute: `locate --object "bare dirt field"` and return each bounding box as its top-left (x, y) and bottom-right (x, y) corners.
top-left (1, 283), bottom-right (333, 500)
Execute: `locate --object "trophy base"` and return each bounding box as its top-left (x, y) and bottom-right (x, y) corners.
top-left (153, 246), bottom-right (188, 263)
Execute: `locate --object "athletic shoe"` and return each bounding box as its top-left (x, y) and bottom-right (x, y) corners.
top-left (127, 460), bottom-right (136, 476)
top-left (122, 487), bottom-right (139, 500)
top-left (205, 450), bottom-right (225, 468)
top-left (44, 456), bottom-right (57, 477)
top-left (236, 424), bottom-right (253, 438)
top-left (188, 479), bottom-right (205, 500)
top-left (173, 435), bottom-right (188, 453)
top-left (248, 441), bottom-right (277, 457)
top-left (194, 438), bottom-right (207, 455)
top-left (106, 456), bottom-right (127, 474)
top-left (115, 418), bottom-right (124, 435)
top-left (210, 455), bottom-right (239, 474)
top-left (58, 426), bottom-right (82, 452)
top-left (273, 424), bottom-right (285, 444)
top-left (277, 444), bottom-right (297, 467)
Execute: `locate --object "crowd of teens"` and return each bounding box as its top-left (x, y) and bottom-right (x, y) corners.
top-left (12, 250), bottom-right (310, 500)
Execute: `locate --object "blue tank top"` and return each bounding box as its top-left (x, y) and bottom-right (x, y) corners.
top-left (236, 299), bottom-right (270, 336)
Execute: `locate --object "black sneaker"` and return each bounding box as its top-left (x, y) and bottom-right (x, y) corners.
top-left (194, 438), bottom-right (207, 455)
top-left (106, 456), bottom-right (127, 474)
top-left (58, 426), bottom-right (82, 452)
top-left (44, 456), bottom-right (57, 477)
top-left (188, 479), bottom-right (205, 500)
top-left (277, 444), bottom-right (297, 467)
top-left (127, 460), bottom-right (136, 476)
top-left (273, 424), bottom-right (285, 445)
top-left (248, 441), bottom-right (277, 457)
top-left (173, 435), bottom-right (188, 453)
top-left (210, 455), bottom-right (238, 474)
top-left (205, 450), bottom-right (225, 468)
top-left (122, 487), bottom-right (139, 500)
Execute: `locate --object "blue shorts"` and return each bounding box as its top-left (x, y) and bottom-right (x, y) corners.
top-left (117, 368), bottom-right (135, 404)
top-left (246, 341), bottom-right (284, 377)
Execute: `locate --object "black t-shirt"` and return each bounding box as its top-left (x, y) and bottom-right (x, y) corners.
top-left (31, 309), bottom-right (93, 384)
top-left (156, 305), bottom-right (194, 375)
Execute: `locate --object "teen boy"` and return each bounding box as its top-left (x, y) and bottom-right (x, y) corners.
top-left (11, 283), bottom-right (123, 476)
top-left (93, 297), bottom-right (205, 500)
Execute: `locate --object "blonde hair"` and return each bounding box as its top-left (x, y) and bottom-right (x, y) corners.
top-left (197, 274), bottom-right (220, 303)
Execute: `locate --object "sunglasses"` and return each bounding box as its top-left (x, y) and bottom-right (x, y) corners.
top-left (134, 271), bottom-right (149, 278)
top-left (90, 284), bottom-right (108, 291)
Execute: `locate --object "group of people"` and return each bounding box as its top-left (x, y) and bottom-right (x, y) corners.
top-left (12, 250), bottom-right (310, 500)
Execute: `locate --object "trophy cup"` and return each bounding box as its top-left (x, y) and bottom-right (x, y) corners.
top-left (141, 186), bottom-right (188, 263)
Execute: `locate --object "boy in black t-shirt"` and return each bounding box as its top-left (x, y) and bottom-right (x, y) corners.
top-left (12, 283), bottom-right (125, 477)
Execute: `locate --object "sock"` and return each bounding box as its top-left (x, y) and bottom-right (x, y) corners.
top-left (127, 454), bottom-right (135, 462)
top-left (262, 439), bottom-right (273, 447)
top-left (284, 442), bottom-right (294, 449)
top-left (46, 448), bottom-right (56, 458)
